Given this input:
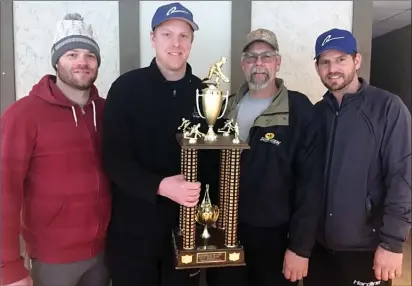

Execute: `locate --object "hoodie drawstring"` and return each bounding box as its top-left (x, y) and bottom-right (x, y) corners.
top-left (71, 106), bottom-right (78, 127)
top-left (71, 101), bottom-right (97, 132)
top-left (91, 101), bottom-right (97, 132)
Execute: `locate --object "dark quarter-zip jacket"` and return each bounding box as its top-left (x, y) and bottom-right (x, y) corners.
top-left (101, 58), bottom-right (220, 238)
top-left (316, 78), bottom-right (411, 253)
top-left (225, 79), bottom-right (324, 258)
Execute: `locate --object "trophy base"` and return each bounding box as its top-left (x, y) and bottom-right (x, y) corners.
top-left (172, 226), bottom-right (245, 269)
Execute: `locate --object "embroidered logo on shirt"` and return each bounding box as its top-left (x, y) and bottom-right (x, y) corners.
top-left (260, 132), bottom-right (281, 145)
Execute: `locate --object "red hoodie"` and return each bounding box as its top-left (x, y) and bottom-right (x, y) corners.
top-left (1, 75), bottom-right (111, 285)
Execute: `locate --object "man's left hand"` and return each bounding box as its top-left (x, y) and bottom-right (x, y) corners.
top-left (282, 249), bottom-right (308, 282)
top-left (373, 245), bottom-right (403, 281)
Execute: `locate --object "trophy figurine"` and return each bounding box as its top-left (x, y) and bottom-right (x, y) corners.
top-left (183, 123), bottom-right (205, 144)
top-left (232, 123), bottom-right (240, 144)
top-left (195, 184), bottom-right (219, 243)
top-left (218, 119), bottom-right (235, 137)
top-left (174, 57), bottom-right (250, 269)
top-left (195, 57), bottom-right (230, 142)
top-left (178, 118), bottom-right (192, 137)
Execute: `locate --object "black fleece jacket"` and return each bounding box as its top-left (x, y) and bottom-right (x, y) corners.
top-left (102, 58), bottom-right (221, 237)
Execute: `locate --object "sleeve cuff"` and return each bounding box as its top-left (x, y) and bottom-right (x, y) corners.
top-left (379, 240), bottom-right (404, 254)
top-left (0, 257), bottom-right (29, 285)
top-left (288, 244), bottom-right (311, 258)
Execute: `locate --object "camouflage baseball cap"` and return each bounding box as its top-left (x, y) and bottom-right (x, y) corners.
top-left (243, 28), bottom-right (279, 52)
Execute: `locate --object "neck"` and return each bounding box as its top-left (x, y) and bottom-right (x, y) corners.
top-left (156, 58), bottom-right (186, 81)
top-left (56, 77), bottom-right (90, 106)
top-left (332, 77), bottom-right (361, 104)
top-left (249, 80), bottom-right (278, 99)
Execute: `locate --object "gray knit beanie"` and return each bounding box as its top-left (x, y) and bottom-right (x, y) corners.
top-left (51, 13), bottom-right (101, 70)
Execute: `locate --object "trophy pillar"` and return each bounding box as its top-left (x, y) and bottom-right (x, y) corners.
top-left (181, 148), bottom-right (198, 249)
top-left (224, 149), bottom-right (241, 247)
top-left (217, 150), bottom-right (228, 229)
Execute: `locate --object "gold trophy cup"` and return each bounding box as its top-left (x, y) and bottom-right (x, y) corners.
top-left (196, 184), bottom-right (219, 246)
top-left (196, 57), bottom-right (230, 142)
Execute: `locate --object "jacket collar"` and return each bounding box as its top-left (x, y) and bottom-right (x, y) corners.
top-left (323, 77), bottom-right (368, 103)
top-left (148, 57), bottom-right (194, 84)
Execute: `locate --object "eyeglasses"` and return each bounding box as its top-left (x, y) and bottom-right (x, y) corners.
top-left (241, 52), bottom-right (278, 63)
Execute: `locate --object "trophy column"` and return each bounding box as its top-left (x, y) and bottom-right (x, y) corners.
top-left (217, 150), bottom-right (228, 229)
top-left (224, 149), bottom-right (241, 247)
top-left (181, 148), bottom-right (198, 249)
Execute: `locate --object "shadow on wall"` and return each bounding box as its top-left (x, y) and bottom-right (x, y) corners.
top-left (370, 24), bottom-right (411, 111)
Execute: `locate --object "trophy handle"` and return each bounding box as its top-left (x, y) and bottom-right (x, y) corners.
top-left (196, 89), bottom-right (206, 119)
top-left (217, 91), bottom-right (229, 119)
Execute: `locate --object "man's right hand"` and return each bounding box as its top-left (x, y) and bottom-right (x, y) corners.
top-left (4, 276), bottom-right (33, 286)
top-left (158, 174), bottom-right (201, 207)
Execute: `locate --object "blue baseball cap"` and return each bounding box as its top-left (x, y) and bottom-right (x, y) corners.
top-left (151, 2), bottom-right (199, 31)
top-left (314, 28), bottom-right (357, 59)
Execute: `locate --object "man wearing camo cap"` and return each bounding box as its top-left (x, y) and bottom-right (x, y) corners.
top-left (206, 28), bottom-right (323, 286)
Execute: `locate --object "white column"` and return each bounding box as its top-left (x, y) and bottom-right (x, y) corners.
top-left (251, 1), bottom-right (353, 103)
top-left (13, 1), bottom-right (120, 99)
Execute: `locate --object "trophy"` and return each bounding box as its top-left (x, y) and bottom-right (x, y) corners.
top-left (196, 57), bottom-right (229, 142)
top-left (173, 57), bottom-right (250, 269)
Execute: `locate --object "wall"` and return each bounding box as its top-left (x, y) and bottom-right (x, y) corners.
top-left (251, 1), bottom-right (353, 103)
top-left (370, 24), bottom-right (411, 111)
top-left (2, 1), bottom-right (364, 109)
top-left (12, 1), bottom-right (120, 100)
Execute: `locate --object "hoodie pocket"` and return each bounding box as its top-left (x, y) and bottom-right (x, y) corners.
top-left (25, 200), bottom-right (65, 229)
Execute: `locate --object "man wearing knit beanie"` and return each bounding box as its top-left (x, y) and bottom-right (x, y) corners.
top-left (1, 12), bottom-right (110, 286)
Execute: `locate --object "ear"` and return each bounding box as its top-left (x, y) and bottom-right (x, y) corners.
top-left (240, 58), bottom-right (246, 73)
top-left (150, 31), bottom-right (155, 49)
top-left (276, 56), bottom-right (281, 72)
top-left (354, 53), bottom-right (362, 70)
top-left (314, 61), bottom-right (320, 76)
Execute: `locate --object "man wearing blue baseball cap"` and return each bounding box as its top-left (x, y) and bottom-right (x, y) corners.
top-left (102, 2), bottom-right (212, 285)
top-left (304, 28), bottom-right (411, 286)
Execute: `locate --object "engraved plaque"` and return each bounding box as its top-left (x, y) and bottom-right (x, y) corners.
top-left (196, 252), bottom-right (227, 263)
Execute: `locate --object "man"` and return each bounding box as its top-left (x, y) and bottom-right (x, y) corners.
top-left (206, 28), bottom-right (323, 286)
top-left (1, 13), bottom-right (111, 286)
top-left (304, 28), bottom-right (411, 286)
top-left (102, 2), bottom-right (217, 285)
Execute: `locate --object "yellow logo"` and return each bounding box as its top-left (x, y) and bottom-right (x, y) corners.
top-left (260, 132), bottom-right (281, 146)
top-left (265, 133), bottom-right (275, 140)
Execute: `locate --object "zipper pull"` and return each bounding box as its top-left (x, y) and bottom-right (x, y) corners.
top-left (81, 107), bottom-right (86, 115)
top-left (173, 89), bottom-right (176, 97)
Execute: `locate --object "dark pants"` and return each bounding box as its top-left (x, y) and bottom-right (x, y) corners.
top-left (206, 223), bottom-right (298, 286)
top-left (304, 243), bottom-right (392, 286)
top-left (106, 229), bottom-right (201, 286)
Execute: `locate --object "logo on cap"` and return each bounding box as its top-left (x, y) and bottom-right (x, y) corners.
top-left (322, 35), bottom-right (345, 46)
top-left (166, 6), bottom-right (189, 16)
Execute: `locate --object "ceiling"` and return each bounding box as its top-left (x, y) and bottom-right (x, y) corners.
top-left (372, 1), bottom-right (411, 38)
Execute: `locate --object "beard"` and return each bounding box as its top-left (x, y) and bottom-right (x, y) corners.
top-left (247, 66), bottom-right (271, 90)
top-left (57, 67), bottom-right (98, 91)
top-left (321, 69), bottom-right (356, 92)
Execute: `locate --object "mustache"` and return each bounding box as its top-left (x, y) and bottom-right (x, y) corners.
top-left (327, 73), bottom-right (344, 77)
top-left (250, 66), bottom-right (269, 75)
